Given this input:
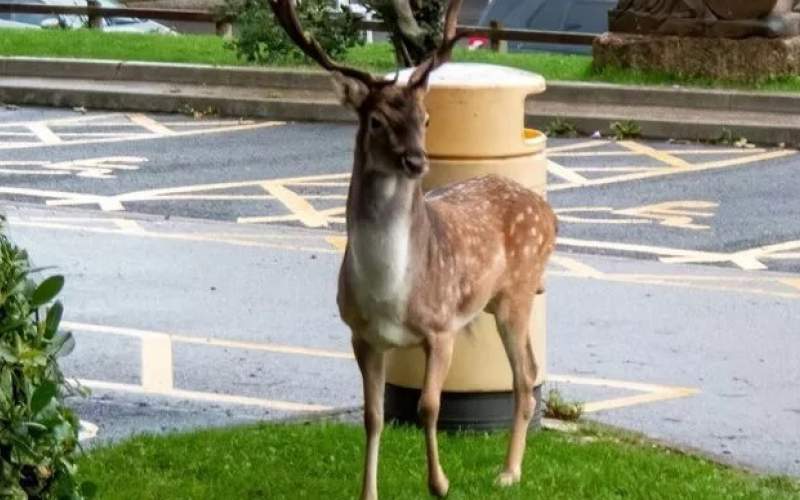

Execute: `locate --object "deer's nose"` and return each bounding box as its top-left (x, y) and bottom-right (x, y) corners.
top-left (401, 151), bottom-right (428, 177)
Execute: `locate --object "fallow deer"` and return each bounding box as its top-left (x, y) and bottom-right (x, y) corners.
top-left (267, 0), bottom-right (557, 498)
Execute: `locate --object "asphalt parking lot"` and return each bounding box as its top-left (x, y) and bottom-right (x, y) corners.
top-left (2, 106), bottom-right (799, 476)
top-left (3, 107), bottom-right (798, 272)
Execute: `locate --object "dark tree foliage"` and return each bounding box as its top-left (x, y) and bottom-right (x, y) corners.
top-left (361, 0), bottom-right (446, 66)
top-left (221, 0), bottom-right (365, 64)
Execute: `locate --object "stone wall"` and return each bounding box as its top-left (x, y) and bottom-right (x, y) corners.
top-left (593, 31), bottom-right (800, 81)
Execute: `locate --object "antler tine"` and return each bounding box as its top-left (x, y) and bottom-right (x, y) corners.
top-left (408, 0), bottom-right (468, 88)
top-left (267, 0), bottom-right (376, 85)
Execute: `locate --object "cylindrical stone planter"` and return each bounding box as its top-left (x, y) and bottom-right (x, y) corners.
top-left (386, 63), bottom-right (549, 430)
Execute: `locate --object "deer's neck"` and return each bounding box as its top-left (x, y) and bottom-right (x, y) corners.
top-left (345, 144), bottom-right (430, 302)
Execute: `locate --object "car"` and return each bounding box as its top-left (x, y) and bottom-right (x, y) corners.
top-left (0, 0), bottom-right (174, 33)
top-left (476, 0), bottom-right (617, 53)
top-left (0, 17), bottom-right (38, 28)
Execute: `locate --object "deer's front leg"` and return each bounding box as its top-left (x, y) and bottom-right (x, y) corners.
top-left (419, 332), bottom-right (456, 498)
top-left (352, 336), bottom-right (386, 500)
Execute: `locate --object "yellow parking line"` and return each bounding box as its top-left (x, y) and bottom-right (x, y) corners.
top-left (582, 389), bottom-right (699, 413)
top-left (128, 113), bottom-right (176, 136)
top-left (64, 320), bottom-right (353, 359)
top-left (548, 148), bottom-right (768, 158)
top-left (548, 255), bottom-right (604, 279)
top-left (68, 322), bottom-right (697, 413)
top-left (617, 141), bottom-right (693, 168)
top-left (140, 334), bottom-right (174, 392)
top-left (259, 181), bottom-right (329, 228)
top-left (0, 121), bottom-right (285, 151)
top-left (0, 112), bottom-right (121, 128)
top-left (781, 278), bottom-right (800, 292)
top-left (172, 334), bottom-right (354, 360)
top-left (548, 149), bottom-right (795, 192)
top-left (9, 218), bottom-right (339, 254)
top-left (113, 219), bottom-right (146, 234)
top-left (326, 235), bottom-right (348, 252)
top-left (549, 374), bottom-right (699, 413)
top-left (78, 379), bottom-right (331, 412)
top-left (547, 140), bottom-right (609, 153)
top-left (571, 167), bottom-right (654, 172)
top-left (0, 186), bottom-right (124, 211)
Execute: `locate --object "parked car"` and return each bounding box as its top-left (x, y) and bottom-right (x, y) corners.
top-left (476, 0), bottom-right (616, 53)
top-left (0, 16), bottom-right (38, 28)
top-left (0, 0), bottom-right (174, 33)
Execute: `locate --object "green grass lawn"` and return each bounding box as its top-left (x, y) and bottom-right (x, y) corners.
top-left (2, 28), bottom-right (800, 92)
top-left (76, 421), bottom-right (799, 499)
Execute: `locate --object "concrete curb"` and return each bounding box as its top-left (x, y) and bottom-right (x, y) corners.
top-left (0, 57), bottom-right (334, 91)
top-left (2, 57), bottom-right (799, 144)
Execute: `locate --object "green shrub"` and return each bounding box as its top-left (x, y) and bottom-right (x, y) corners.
top-left (222, 0), bottom-right (365, 65)
top-left (0, 231), bottom-right (91, 499)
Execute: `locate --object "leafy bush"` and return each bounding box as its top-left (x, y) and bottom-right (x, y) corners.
top-left (0, 232), bottom-right (90, 499)
top-left (222, 0), bottom-right (365, 64)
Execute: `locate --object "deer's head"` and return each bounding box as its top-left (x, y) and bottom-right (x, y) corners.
top-left (268, 0), bottom-right (464, 179)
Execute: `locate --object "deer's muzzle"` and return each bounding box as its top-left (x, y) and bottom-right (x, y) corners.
top-left (401, 151), bottom-right (429, 178)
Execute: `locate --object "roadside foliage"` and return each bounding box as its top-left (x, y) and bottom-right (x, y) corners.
top-left (0, 228), bottom-right (92, 499)
top-left (222, 0), bottom-right (364, 64)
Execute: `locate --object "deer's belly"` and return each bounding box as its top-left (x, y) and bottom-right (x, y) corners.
top-left (361, 315), bottom-right (419, 350)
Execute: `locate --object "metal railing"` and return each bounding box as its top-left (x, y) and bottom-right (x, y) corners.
top-left (0, 1), bottom-right (234, 36)
top-left (0, 2), bottom-right (598, 47)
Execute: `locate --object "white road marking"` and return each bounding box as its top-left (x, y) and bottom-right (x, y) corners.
top-left (78, 420), bottom-right (99, 441)
top-left (27, 123), bottom-right (62, 145)
top-left (0, 115), bottom-right (285, 150)
top-left (547, 160), bottom-right (589, 185)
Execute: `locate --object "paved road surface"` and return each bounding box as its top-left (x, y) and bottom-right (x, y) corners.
top-left (2, 106), bottom-right (799, 476)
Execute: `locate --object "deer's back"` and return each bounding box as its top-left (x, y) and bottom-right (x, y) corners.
top-left (404, 175), bottom-right (557, 333)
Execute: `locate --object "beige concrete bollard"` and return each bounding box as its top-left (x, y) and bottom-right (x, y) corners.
top-left (385, 63), bottom-right (549, 430)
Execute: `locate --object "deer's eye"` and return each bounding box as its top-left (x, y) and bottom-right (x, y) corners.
top-left (424, 114), bottom-right (430, 128)
top-left (369, 115), bottom-right (384, 132)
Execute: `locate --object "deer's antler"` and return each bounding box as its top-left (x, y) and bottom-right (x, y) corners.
top-left (408, 0), bottom-right (467, 88)
top-left (267, 0), bottom-right (378, 86)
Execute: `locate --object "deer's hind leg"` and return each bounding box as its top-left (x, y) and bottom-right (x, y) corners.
top-left (491, 293), bottom-right (538, 486)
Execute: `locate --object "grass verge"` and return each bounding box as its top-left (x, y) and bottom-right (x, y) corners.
top-left (76, 421), bottom-right (800, 499)
top-left (3, 29), bottom-right (800, 92)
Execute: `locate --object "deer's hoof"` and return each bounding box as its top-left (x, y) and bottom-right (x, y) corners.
top-left (428, 474), bottom-right (449, 498)
top-left (495, 470), bottom-right (521, 487)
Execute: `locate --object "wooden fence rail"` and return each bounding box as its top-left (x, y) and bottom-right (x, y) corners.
top-left (0, 2), bottom-right (598, 48)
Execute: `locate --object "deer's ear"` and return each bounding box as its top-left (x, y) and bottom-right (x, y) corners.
top-left (331, 72), bottom-right (369, 109)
